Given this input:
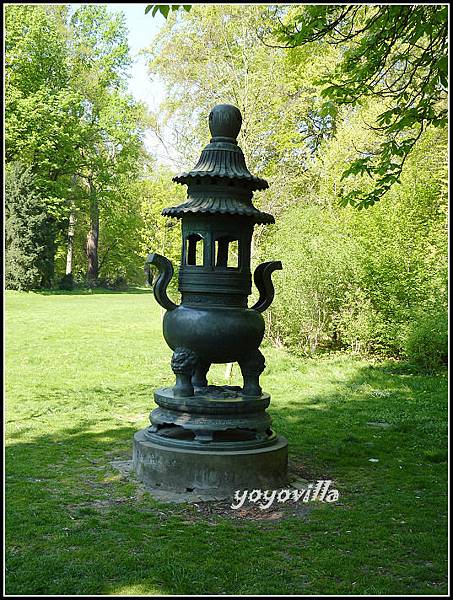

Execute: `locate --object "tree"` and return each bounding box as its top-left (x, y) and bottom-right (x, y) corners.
top-left (147, 4), bottom-right (448, 209)
top-left (144, 5), bottom-right (335, 213)
top-left (138, 166), bottom-right (185, 267)
top-left (5, 4), bottom-right (87, 286)
top-left (266, 106), bottom-right (447, 357)
top-left (5, 4), bottom-right (89, 213)
top-left (68, 4), bottom-right (148, 284)
top-left (264, 4), bottom-right (448, 208)
top-left (5, 163), bottom-right (55, 290)
top-left (5, 4), bottom-right (151, 288)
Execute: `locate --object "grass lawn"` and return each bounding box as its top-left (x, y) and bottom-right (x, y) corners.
top-left (5, 289), bottom-right (448, 595)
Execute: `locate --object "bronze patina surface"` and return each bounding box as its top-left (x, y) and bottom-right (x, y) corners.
top-left (134, 104), bottom-right (287, 493)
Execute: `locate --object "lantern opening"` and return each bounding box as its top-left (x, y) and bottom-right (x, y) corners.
top-left (185, 234), bottom-right (204, 266)
top-left (215, 236), bottom-right (239, 268)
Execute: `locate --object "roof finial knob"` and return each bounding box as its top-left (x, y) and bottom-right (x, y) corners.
top-left (209, 104), bottom-right (242, 142)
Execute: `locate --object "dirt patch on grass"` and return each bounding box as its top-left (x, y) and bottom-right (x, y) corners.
top-left (105, 456), bottom-right (334, 522)
top-left (186, 496), bottom-right (313, 523)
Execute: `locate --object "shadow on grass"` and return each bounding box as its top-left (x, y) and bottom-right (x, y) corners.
top-left (5, 362), bottom-right (448, 595)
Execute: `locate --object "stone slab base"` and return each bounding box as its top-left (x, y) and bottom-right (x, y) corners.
top-left (133, 428), bottom-right (288, 497)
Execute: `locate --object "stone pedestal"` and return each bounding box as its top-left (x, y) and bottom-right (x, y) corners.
top-left (133, 385), bottom-right (288, 496)
top-left (133, 428), bottom-right (288, 496)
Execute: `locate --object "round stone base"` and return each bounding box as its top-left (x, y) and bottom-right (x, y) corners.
top-left (133, 428), bottom-right (288, 496)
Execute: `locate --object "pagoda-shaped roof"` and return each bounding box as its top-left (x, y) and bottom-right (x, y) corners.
top-left (162, 194), bottom-right (274, 224)
top-left (172, 141), bottom-right (268, 191)
top-left (163, 104), bottom-right (274, 225)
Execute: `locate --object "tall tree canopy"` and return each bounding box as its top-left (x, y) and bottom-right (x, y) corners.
top-left (68, 4), bottom-right (148, 284)
top-left (146, 3), bottom-right (448, 208)
top-left (264, 4), bottom-right (448, 208)
top-left (5, 4), bottom-right (150, 288)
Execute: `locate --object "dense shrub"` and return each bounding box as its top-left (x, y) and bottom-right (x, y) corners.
top-left (112, 275), bottom-right (128, 291)
top-left (263, 205), bottom-right (362, 355)
top-left (97, 275), bottom-right (129, 291)
top-left (262, 125), bottom-right (447, 363)
top-left (58, 273), bottom-right (74, 290)
top-left (404, 306), bottom-right (448, 371)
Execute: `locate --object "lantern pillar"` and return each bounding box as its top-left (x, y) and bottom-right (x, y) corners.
top-left (134, 104), bottom-right (288, 497)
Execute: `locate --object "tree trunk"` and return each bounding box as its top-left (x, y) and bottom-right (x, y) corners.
top-left (86, 181), bottom-right (99, 285)
top-left (66, 206), bottom-right (76, 275)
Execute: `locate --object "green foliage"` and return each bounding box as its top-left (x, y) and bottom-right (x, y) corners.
top-left (5, 4), bottom-right (150, 287)
top-left (5, 163), bottom-right (55, 290)
top-left (58, 273), bottom-right (74, 291)
top-left (265, 205), bottom-right (361, 354)
top-left (264, 120), bottom-right (447, 359)
top-left (404, 307), bottom-right (448, 372)
top-left (138, 167), bottom-right (185, 293)
top-left (97, 275), bottom-right (129, 291)
top-left (5, 5), bottom-right (83, 228)
top-left (269, 5), bottom-right (448, 208)
top-left (69, 4), bottom-right (132, 92)
top-left (145, 5), bottom-right (191, 18)
top-left (95, 175), bottom-right (148, 285)
top-left (5, 5), bottom-right (70, 94)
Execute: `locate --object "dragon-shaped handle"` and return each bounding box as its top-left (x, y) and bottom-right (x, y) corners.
top-left (251, 261), bottom-right (282, 313)
top-left (145, 253), bottom-right (178, 311)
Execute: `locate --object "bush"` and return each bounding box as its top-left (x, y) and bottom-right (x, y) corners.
top-left (336, 288), bottom-right (408, 358)
top-left (58, 273), bottom-right (74, 290)
top-left (97, 275), bottom-right (129, 291)
top-left (404, 307), bottom-right (448, 371)
top-left (112, 275), bottom-right (128, 291)
top-left (264, 205), bottom-right (362, 355)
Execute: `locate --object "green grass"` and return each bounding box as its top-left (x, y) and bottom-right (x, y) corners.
top-left (5, 289), bottom-right (448, 595)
